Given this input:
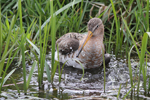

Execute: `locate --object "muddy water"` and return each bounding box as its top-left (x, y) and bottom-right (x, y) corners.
top-left (1, 54), bottom-right (150, 99)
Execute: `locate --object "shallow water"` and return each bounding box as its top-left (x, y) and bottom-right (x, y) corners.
top-left (1, 54), bottom-right (150, 100)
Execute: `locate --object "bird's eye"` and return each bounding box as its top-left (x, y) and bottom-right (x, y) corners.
top-left (97, 25), bottom-right (99, 28)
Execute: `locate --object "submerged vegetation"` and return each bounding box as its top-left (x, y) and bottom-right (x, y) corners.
top-left (0, 0), bottom-right (150, 99)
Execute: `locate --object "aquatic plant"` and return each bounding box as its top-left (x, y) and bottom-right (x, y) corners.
top-left (0, 6), bottom-right (19, 93)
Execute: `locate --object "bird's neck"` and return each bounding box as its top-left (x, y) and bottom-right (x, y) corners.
top-left (92, 31), bottom-right (104, 41)
top-left (91, 35), bottom-right (103, 43)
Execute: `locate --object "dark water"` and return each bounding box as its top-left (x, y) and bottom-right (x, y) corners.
top-left (1, 53), bottom-right (150, 100)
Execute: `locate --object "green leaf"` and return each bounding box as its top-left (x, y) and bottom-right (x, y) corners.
top-left (2, 68), bottom-right (16, 86)
top-left (33, 0), bottom-right (82, 41)
top-left (5, 16), bottom-right (10, 29)
top-left (26, 38), bottom-right (40, 54)
top-left (26, 60), bottom-right (37, 89)
top-left (123, 83), bottom-right (136, 99)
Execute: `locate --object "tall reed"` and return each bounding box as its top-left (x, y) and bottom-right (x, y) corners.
top-left (18, 0), bottom-right (27, 93)
top-left (0, 2), bottom-right (19, 93)
top-left (0, 4), bottom-right (2, 55)
top-left (136, 0), bottom-right (149, 95)
top-left (110, 0), bottom-right (120, 55)
top-left (39, 15), bottom-right (50, 87)
top-left (17, 0), bottom-right (38, 93)
top-left (0, 13), bottom-right (17, 93)
top-left (50, 0), bottom-right (57, 83)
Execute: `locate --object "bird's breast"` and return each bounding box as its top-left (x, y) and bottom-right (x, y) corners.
top-left (78, 37), bottom-right (104, 68)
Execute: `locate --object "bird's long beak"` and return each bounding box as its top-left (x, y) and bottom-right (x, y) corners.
top-left (76, 31), bottom-right (93, 57)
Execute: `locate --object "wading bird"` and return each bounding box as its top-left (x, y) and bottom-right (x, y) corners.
top-left (55, 18), bottom-right (110, 69)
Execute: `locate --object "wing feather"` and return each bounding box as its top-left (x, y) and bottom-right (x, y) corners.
top-left (56, 33), bottom-right (85, 55)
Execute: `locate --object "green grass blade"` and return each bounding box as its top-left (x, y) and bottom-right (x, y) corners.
top-left (0, 39), bottom-right (18, 63)
top-left (39, 15), bottom-right (43, 87)
top-left (133, 11), bottom-right (140, 40)
top-left (123, 83), bottom-right (136, 100)
top-left (50, 0), bottom-right (56, 74)
top-left (0, 15), bottom-right (15, 76)
top-left (18, 0), bottom-right (26, 94)
top-left (128, 46), bottom-right (134, 87)
top-left (110, 0), bottom-right (119, 55)
top-left (41, 21), bottom-right (49, 84)
top-left (1, 31), bottom-right (19, 90)
top-left (26, 38), bottom-right (40, 54)
top-left (117, 84), bottom-right (122, 99)
top-left (27, 31), bottom-right (50, 85)
top-left (10, 76), bottom-right (20, 94)
top-left (33, 0), bottom-right (82, 41)
top-left (136, 0), bottom-right (146, 28)
top-left (0, 5), bottom-right (1, 56)
top-left (19, 0), bottom-right (22, 32)
top-left (108, 20), bottom-right (114, 53)
top-left (55, 8), bottom-right (69, 32)
top-left (26, 60), bottom-right (37, 89)
top-left (52, 61), bottom-right (58, 82)
top-left (1, 68), bottom-right (16, 86)
top-left (140, 33), bottom-right (148, 92)
top-left (127, 0), bottom-right (134, 12)
top-left (34, 1), bottom-right (44, 15)
top-left (122, 17), bottom-right (140, 58)
top-left (56, 0), bottom-right (61, 8)
top-left (1, 0), bottom-right (17, 13)
top-left (6, 48), bottom-right (19, 68)
top-left (5, 16), bottom-right (10, 29)
top-left (78, 0), bottom-right (88, 30)
top-left (45, 61), bottom-right (51, 82)
top-left (21, 37), bottom-right (26, 94)
top-left (146, 0), bottom-right (149, 31)
top-left (56, 45), bottom-right (62, 83)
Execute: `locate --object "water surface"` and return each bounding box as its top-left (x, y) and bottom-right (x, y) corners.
top-left (1, 54), bottom-right (150, 100)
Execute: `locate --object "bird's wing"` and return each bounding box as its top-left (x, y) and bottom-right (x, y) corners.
top-left (56, 32), bottom-right (85, 55)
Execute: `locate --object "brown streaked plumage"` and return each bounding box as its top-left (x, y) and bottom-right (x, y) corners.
top-left (55, 18), bottom-right (110, 69)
